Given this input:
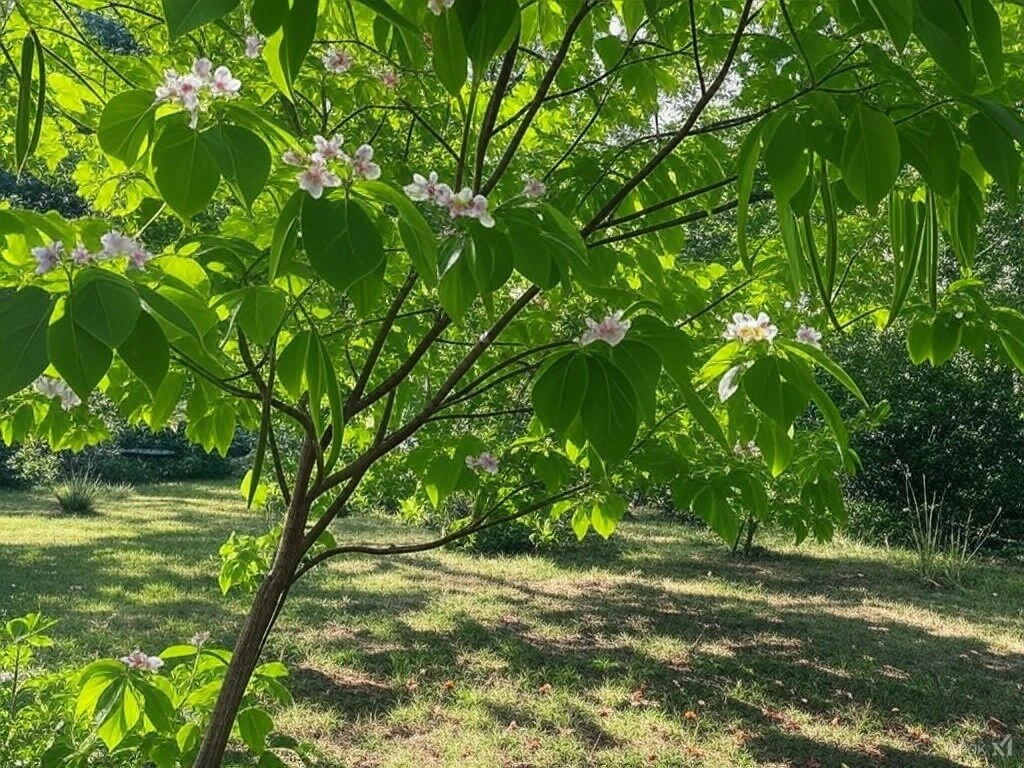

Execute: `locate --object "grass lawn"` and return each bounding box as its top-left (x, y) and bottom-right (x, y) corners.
top-left (1, 482), bottom-right (1023, 767)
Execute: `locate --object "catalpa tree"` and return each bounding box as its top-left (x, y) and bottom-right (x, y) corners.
top-left (2, 0), bottom-right (1024, 765)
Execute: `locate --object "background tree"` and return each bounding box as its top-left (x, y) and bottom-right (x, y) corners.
top-left (2, 1), bottom-right (1024, 766)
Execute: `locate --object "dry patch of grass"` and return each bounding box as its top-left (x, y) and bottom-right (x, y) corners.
top-left (1, 484), bottom-right (1023, 767)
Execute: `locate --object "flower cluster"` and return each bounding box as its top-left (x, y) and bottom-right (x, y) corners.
top-left (190, 631), bottom-right (211, 647)
top-left (34, 376), bottom-right (81, 410)
top-left (466, 452), bottom-right (499, 474)
top-left (522, 176), bottom-right (546, 199)
top-left (796, 324), bottom-right (822, 349)
top-left (323, 46), bottom-right (353, 74)
top-left (154, 57), bottom-right (240, 129)
top-left (733, 440), bottom-right (762, 460)
top-left (403, 172), bottom-right (495, 228)
top-left (243, 15), bottom-right (265, 58)
top-left (428, 0), bottom-right (455, 14)
top-left (120, 649), bottom-right (164, 672)
top-left (723, 312), bottom-right (777, 345)
top-left (580, 310), bottom-right (630, 347)
top-left (284, 134), bottom-right (381, 198)
top-left (31, 232), bottom-right (153, 276)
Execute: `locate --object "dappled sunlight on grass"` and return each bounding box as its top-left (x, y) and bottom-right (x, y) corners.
top-left (2, 484), bottom-right (1023, 766)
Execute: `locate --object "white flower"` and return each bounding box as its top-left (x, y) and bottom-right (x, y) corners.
top-left (190, 631), bottom-right (210, 647)
top-left (101, 230), bottom-right (134, 258)
top-left (245, 34), bottom-right (265, 59)
top-left (31, 241), bottom-right (63, 275)
top-left (427, 0), bottom-right (455, 14)
top-left (209, 66), bottom-right (241, 98)
top-left (718, 362), bottom-right (751, 403)
top-left (733, 440), bottom-right (761, 460)
top-left (282, 149), bottom-right (308, 167)
top-left (155, 69), bottom-right (203, 112)
top-left (297, 159), bottom-right (341, 199)
top-left (522, 176), bottom-right (546, 199)
top-left (466, 452), bottom-right (499, 474)
top-left (313, 134), bottom-right (345, 162)
top-left (120, 649), bottom-right (164, 672)
top-left (433, 182), bottom-right (453, 207)
top-left (128, 243), bottom-right (154, 271)
top-left (580, 310), bottom-right (630, 347)
top-left (448, 187), bottom-right (474, 218)
top-left (403, 171), bottom-right (441, 202)
top-left (796, 324), bottom-right (822, 349)
top-left (469, 194), bottom-right (494, 227)
top-left (34, 376), bottom-right (81, 410)
top-left (348, 144), bottom-right (381, 180)
top-left (322, 46), bottom-right (353, 74)
top-left (192, 57), bottom-right (213, 83)
top-left (723, 312), bottom-right (777, 344)
top-left (71, 244), bottom-right (93, 265)
top-left (380, 70), bottom-right (399, 89)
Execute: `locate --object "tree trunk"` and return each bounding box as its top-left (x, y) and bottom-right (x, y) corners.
top-left (743, 516), bottom-right (758, 555)
top-left (192, 436), bottom-right (317, 768)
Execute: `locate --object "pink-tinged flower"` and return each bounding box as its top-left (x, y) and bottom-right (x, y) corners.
top-left (522, 176), bottom-right (546, 199)
top-left (71, 244), bottom-right (93, 265)
top-left (282, 149), bottom-right (308, 167)
top-left (192, 57), bottom-right (213, 83)
top-left (469, 194), bottom-right (494, 227)
top-left (349, 144), bottom-right (381, 180)
top-left (190, 631), bottom-right (210, 647)
top-left (718, 362), bottom-right (750, 403)
top-left (31, 241), bottom-right (63, 275)
top-left (120, 649), bottom-right (164, 672)
top-left (733, 440), bottom-right (761, 460)
top-left (466, 452), bottom-right (499, 474)
top-left (34, 376), bottom-right (81, 410)
top-left (128, 243), bottom-right (154, 271)
top-left (448, 187), bottom-right (474, 218)
top-left (427, 0), bottom-right (455, 15)
top-left (580, 310), bottom-right (630, 347)
top-left (245, 34), bottom-right (265, 59)
top-left (433, 183), bottom-right (453, 207)
top-left (155, 69), bottom-right (203, 112)
top-left (210, 66), bottom-right (241, 98)
top-left (380, 69), bottom-right (399, 89)
top-left (101, 230), bottom-right (134, 258)
top-left (322, 46), bottom-right (353, 74)
top-left (297, 159), bottom-right (341, 199)
top-left (403, 171), bottom-right (441, 202)
top-left (723, 312), bottom-right (777, 344)
top-left (313, 134), bottom-right (345, 162)
top-left (796, 324), bottom-right (822, 349)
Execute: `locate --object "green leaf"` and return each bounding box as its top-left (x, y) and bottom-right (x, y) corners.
top-left (431, 10), bottom-right (467, 96)
top-left (0, 287), bottom-right (53, 397)
top-left (302, 197), bottom-right (386, 293)
top-left (355, 0), bottom-right (417, 32)
top-left (437, 241), bottom-right (478, 321)
top-left (929, 313), bottom-right (962, 365)
top-left (70, 269), bottom-right (141, 347)
top-left (691, 482), bottom-right (739, 543)
top-left (755, 419), bottom-right (794, 477)
top-left (236, 287), bottom-right (287, 347)
top-left (736, 120), bottom-right (765, 269)
top-left (15, 32), bottom-right (45, 174)
top-left (264, 0), bottom-right (319, 97)
top-left (581, 355), bottom-right (639, 465)
top-left (912, 0), bottom-right (975, 91)
top-left (455, 0), bottom-right (520, 73)
top-left (98, 90), bottom-right (156, 166)
top-left (968, 0), bottom-right (1002, 86)
top-left (251, 0), bottom-right (289, 34)
top-left (570, 506), bottom-right (590, 540)
top-left (119, 311), bottom-right (170, 397)
top-left (906, 319), bottom-right (931, 364)
top-left (865, 0), bottom-right (913, 50)
top-left (742, 357), bottom-right (810, 428)
top-left (153, 120), bottom-right (222, 220)
top-left (163, 0), bottom-right (239, 39)
top-left (47, 298), bottom-right (113, 401)
top-left (841, 104), bottom-right (900, 209)
top-left (898, 112), bottom-right (959, 197)
top-left (967, 112), bottom-right (1020, 202)
top-left (135, 284), bottom-right (203, 341)
top-left (355, 181), bottom-right (438, 286)
top-left (277, 331), bottom-right (311, 399)
top-left (424, 452), bottom-right (463, 508)
top-left (268, 192), bottom-right (304, 282)
top-left (201, 124), bottom-right (272, 209)
top-left (777, 339), bottom-right (867, 405)
top-left (237, 707), bottom-right (273, 754)
top-left (468, 227), bottom-right (514, 292)
top-left (531, 351), bottom-right (588, 435)
top-left (763, 113), bottom-right (808, 205)
top-left (591, 493), bottom-right (626, 539)
top-left (611, 339), bottom-right (661, 422)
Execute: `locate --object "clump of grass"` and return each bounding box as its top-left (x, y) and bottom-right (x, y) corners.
top-left (906, 474), bottom-right (998, 588)
top-left (52, 471), bottom-right (105, 515)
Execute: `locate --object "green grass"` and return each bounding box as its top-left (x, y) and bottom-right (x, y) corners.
top-left (2, 483), bottom-right (1023, 767)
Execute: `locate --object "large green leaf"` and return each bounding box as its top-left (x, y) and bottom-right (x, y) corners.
top-left (898, 113), bottom-right (959, 197)
top-left (865, 0), bottom-right (913, 50)
top-left (736, 120), bottom-right (765, 268)
top-left (912, 0), bottom-right (975, 91)
top-left (840, 104), bottom-right (900, 209)
top-left (118, 310), bottom-right (169, 398)
top-left (97, 90), bottom-right (156, 166)
top-left (455, 0), bottom-right (520, 73)
top-left (437, 241), bottom-right (478, 322)
top-left (431, 10), bottom-right (467, 96)
top-left (201, 125), bottom-right (271, 209)
top-left (691, 482), bottom-right (739, 543)
top-left (162, 0), bottom-right (239, 39)
top-left (590, 493), bottom-right (626, 539)
top-left (152, 121), bottom-right (222, 220)
top-left (742, 357), bottom-right (810, 428)
top-left (236, 286), bottom-right (287, 346)
top-left (354, 181), bottom-right (438, 285)
top-left (301, 197), bottom-right (385, 293)
top-left (611, 339), bottom-right (661, 422)
top-left (0, 286), bottom-right (53, 397)
top-left (468, 227), bottom-right (514, 292)
top-left (264, 0), bottom-right (319, 96)
top-left (69, 269), bottom-right (141, 347)
top-left (968, 0), bottom-right (1002, 87)
top-left (47, 299), bottom-right (113, 401)
top-left (967, 112), bottom-right (1020, 202)
top-left (763, 113), bottom-right (808, 205)
top-left (531, 351), bottom-right (588, 434)
top-left (581, 355), bottom-right (638, 464)
top-left (251, 0), bottom-right (289, 34)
